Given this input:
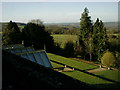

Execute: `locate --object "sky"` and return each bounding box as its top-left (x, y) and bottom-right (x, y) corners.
top-left (1, 0), bottom-right (119, 2)
top-left (1, 1), bottom-right (118, 23)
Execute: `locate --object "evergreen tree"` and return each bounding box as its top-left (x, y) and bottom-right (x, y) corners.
top-left (93, 18), bottom-right (108, 61)
top-left (80, 8), bottom-right (92, 39)
top-left (79, 8), bottom-right (108, 61)
top-left (79, 7), bottom-right (93, 60)
top-left (2, 21), bottom-right (21, 45)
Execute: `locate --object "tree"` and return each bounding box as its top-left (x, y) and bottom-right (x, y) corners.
top-left (79, 7), bottom-right (93, 60)
top-left (30, 19), bottom-right (44, 25)
top-left (80, 8), bottom-right (92, 39)
top-left (84, 34), bottom-right (94, 61)
top-left (22, 20), bottom-right (54, 52)
top-left (64, 41), bottom-right (75, 57)
top-left (2, 21), bottom-right (22, 45)
top-left (79, 8), bottom-right (108, 61)
top-left (101, 51), bottom-right (116, 67)
top-left (93, 18), bottom-right (108, 60)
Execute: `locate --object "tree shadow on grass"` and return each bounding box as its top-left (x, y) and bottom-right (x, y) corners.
top-left (50, 59), bottom-right (120, 84)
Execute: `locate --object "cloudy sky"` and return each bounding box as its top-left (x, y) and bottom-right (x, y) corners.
top-left (1, 0), bottom-right (119, 23)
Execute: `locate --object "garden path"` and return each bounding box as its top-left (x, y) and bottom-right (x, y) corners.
top-left (87, 68), bottom-right (107, 73)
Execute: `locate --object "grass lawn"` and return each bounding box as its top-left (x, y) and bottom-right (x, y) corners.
top-left (52, 34), bottom-right (78, 48)
top-left (94, 70), bottom-right (120, 83)
top-left (48, 53), bottom-right (98, 70)
top-left (51, 62), bottom-right (64, 68)
top-left (48, 53), bottom-right (120, 89)
top-left (62, 71), bottom-right (113, 86)
top-left (62, 71), bottom-right (112, 85)
top-left (62, 71), bottom-right (120, 89)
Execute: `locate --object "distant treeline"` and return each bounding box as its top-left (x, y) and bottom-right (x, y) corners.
top-left (1, 22), bottom-right (119, 35)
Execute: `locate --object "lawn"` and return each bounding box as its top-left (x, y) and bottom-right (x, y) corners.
top-left (52, 34), bottom-right (79, 48)
top-left (51, 62), bottom-right (64, 68)
top-left (62, 71), bottom-right (120, 89)
top-left (94, 70), bottom-right (120, 83)
top-left (62, 71), bottom-right (113, 87)
top-left (48, 53), bottom-right (120, 89)
top-left (47, 53), bottom-right (98, 70)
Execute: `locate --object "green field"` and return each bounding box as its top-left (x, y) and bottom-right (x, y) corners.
top-left (52, 34), bottom-right (79, 48)
top-left (52, 34), bottom-right (120, 49)
top-left (47, 53), bottom-right (120, 89)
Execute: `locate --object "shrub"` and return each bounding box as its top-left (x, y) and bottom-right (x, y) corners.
top-left (63, 41), bottom-right (75, 57)
top-left (101, 51), bottom-right (116, 67)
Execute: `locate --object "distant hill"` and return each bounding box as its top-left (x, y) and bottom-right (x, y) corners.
top-left (45, 22), bottom-right (118, 29)
top-left (0, 22), bottom-right (118, 32)
top-left (0, 22), bottom-right (26, 26)
top-left (45, 22), bottom-right (79, 27)
top-left (104, 22), bottom-right (118, 29)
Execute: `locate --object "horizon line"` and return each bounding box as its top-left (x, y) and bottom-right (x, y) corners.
top-left (0, 21), bottom-right (118, 24)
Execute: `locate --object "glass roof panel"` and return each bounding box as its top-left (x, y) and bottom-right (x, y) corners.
top-left (27, 48), bottom-right (34, 52)
top-left (27, 53), bottom-right (36, 62)
top-left (33, 53), bottom-right (44, 66)
top-left (39, 52), bottom-right (52, 68)
top-left (21, 54), bottom-right (29, 60)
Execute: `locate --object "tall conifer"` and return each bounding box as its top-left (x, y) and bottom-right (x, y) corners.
top-left (79, 8), bottom-right (93, 60)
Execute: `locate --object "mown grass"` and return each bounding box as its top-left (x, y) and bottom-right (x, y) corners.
top-left (48, 53), bottom-right (98, 70)
top-left (94, 70), bottom-right (120, 83)
top-left (52, 34), bottom-right (79, 48)
top-left (62, 71), bottom-right (120, 89)
top-left (62, 71), bottom-right (113, 84)
top-left (51, 62), bottom-right (64, 68)
top-left (48, 53), bottom-right (120, 89)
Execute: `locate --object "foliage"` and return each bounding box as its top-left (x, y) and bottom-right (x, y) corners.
top-left (101, 51), bottom-right (116, 67)
top-left (63, 41), bottom-right (75, 57)
top-left (84, 35), bottom-right (94, 61)
top-left (79, 8), bottom-right (92, 39)
top-left (79, 8), bottom-right (108, 61)
top-left (2, 21), bottom-right (22, 45)
top-left (51, 42), bottom-right (64, 55)
top-left (45, 25), bottom-right (79, 35)
top-left (114, 51), bottom-right (120, 69)
top-left (79, 7), bottom-right (93, 60)
top-left (93, 18), bottom-right (108, 60)
top-left (22, 20), bottom-right (54, 52)
top-left (108, 34), bottom-right (120, 53)
top-left (30, 19), bottom-right (43, 25)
